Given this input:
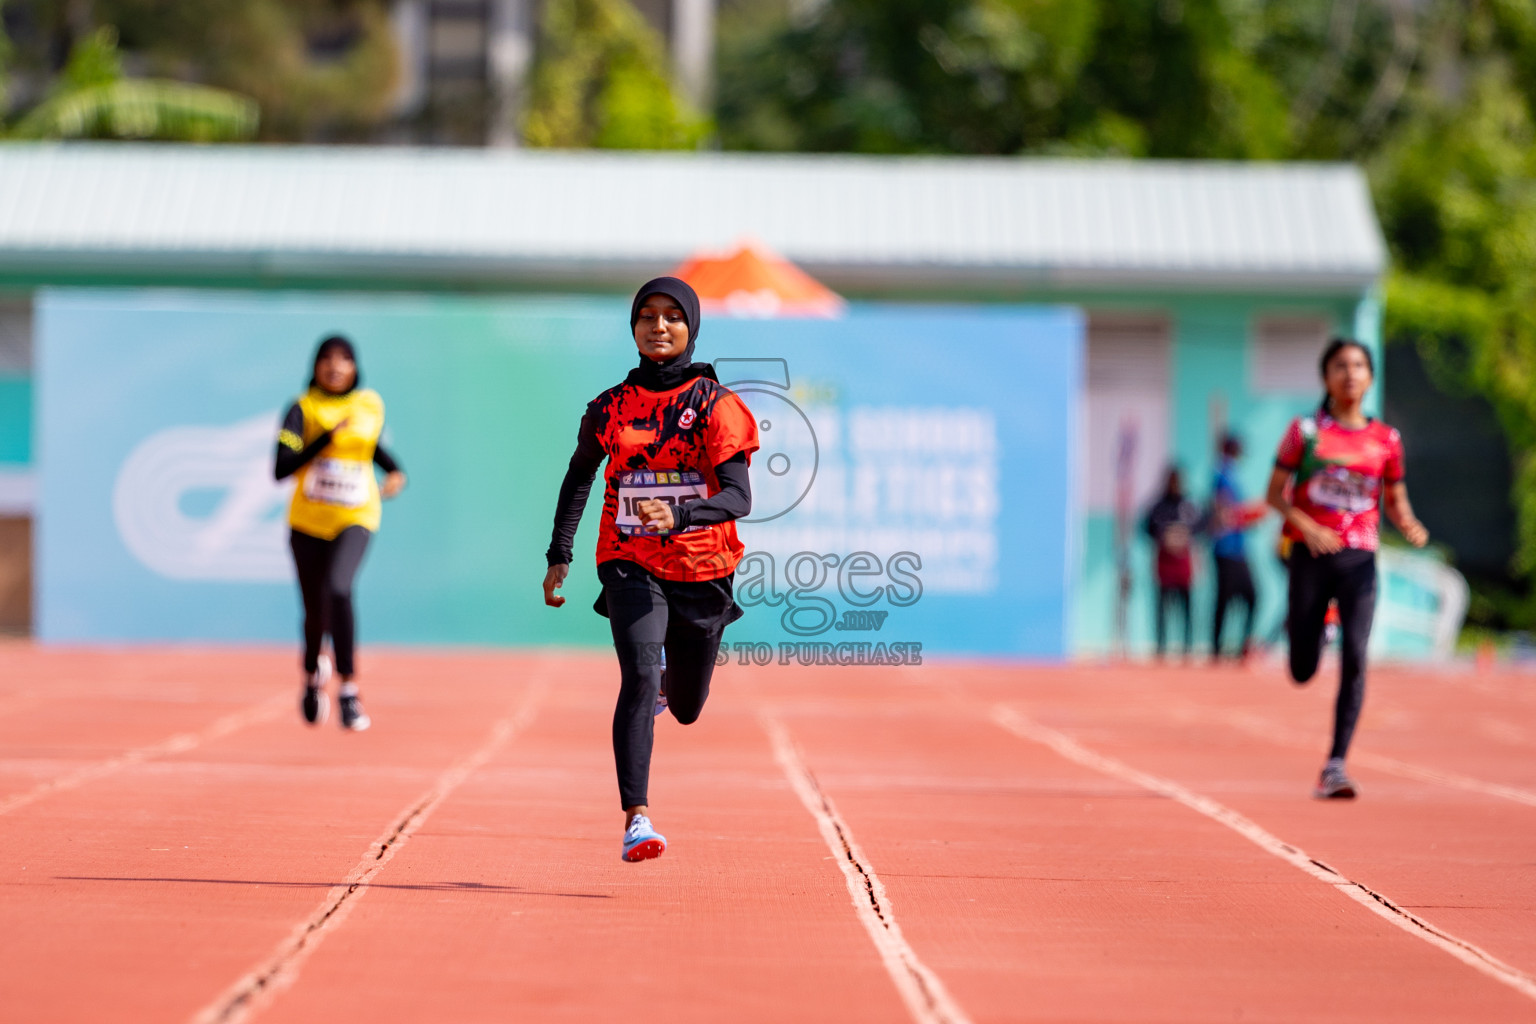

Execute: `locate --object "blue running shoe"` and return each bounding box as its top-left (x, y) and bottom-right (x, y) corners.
top-left (622, 814), bottom-right (666, 862)
top-left (655, 648), bottom-right (668, 718)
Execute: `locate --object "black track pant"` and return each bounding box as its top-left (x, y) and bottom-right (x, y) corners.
top-left (290, 526), bottom-right (372, 677)
top-left (1287, 547), bottom-right (1377, 760)
top-left (1212, 555), bottom-right (1257, 658)
top-left (599, 560), bottom-right (734, 810)
top-left (1155, 584), bottom-right (1192, 657)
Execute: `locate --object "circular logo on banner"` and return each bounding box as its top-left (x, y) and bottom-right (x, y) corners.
top-left (113, 414), bottom-right (295, 581)
top-left (731, 387), bottom-right (818, 522)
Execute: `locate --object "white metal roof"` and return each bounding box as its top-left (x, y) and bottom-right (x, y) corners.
top-left (0, 143), bottom-right (1386, 293)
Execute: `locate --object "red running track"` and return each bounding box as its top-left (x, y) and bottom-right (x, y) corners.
top-left (1, 642), bottom-right (1534, 1023)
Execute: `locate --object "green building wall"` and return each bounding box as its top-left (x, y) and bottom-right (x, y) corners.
top-left (0, 376), bottom-right (29, 466)
top-left (1064, 288), bottom-right (1382, 657)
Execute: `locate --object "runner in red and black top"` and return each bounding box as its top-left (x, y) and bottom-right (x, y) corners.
top-left (544, 276), bottom-right (760, 862)
top-left (1266, 337), bottom-right (1429, 799)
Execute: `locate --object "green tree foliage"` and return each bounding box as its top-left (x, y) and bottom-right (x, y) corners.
top-left (95, 0), bottom-right (398, 141)
top-left (717, 0), bottom-right (1293, 156)
top-left (1376, 60), bottom-right (1536, 571)
top-left (0, 3), bottom-right (11, 117)
top-left (8, 26), bottom-right (257, 141)
top-left (1, 1), bottom-right (397, 141)
top-left (523, 0), bottom-right (706, 149)
top-left (722, 0), bottom-right (1536, 594)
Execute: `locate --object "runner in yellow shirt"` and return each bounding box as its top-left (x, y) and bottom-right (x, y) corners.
top-left (274, 335), bottom-right (405, 730)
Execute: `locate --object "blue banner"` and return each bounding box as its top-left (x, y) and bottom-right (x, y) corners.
top-left (36, 289), bottom-right (1081, 655)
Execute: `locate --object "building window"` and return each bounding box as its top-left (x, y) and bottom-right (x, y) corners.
top-left (1083, 313), bottom-right (1170, 514)
top-left (0, 296), bottom-right (31, 374)
top-left (1251, 314), bottom-right (1332, 394)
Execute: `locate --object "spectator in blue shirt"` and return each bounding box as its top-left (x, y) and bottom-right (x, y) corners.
top-left (1210, 433), bottom-right (1262, 661)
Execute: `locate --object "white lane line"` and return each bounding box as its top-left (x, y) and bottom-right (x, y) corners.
top-left (0, 694), bottom-right (289, 816)
top-left (991, 704), bottom-right (1536, 1003)
top-left (1182, 705), bottom-right (1536, 810)
top-left (190, 677), bottom-right (548, 1024)
top-left (761, 713), bottom-right (973, 1024)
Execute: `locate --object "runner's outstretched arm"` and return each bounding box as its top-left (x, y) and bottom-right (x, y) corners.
top-left (372, 442), bottom-right (407, 499)
top-left (1266, 466), bottom-right (1342, 555)
top-left (545, 412), bottom-right (605, 607)
top-left (670, 453), bottom-right (751, 530)
top-left (635, 453), bottom-right (751, 533)
top-left (373, 443), bottom-right (401, 474)
top-left (273, 403), bottom-right (337, 481)
top-left (1384, 482), bottom-right (1429, 547)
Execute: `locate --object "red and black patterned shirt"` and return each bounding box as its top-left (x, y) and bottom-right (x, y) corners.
top-left (549, 377), bottom-right (759, 582)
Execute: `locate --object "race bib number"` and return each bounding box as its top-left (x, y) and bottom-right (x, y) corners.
top-left (616, 469), bottom-right (707, 536)
top-left (303, 458), bottom-right (371, 509)
top-left (1307, 466), bottom-right (1376, 513)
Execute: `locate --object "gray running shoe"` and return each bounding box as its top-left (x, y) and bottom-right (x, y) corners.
top-left (1314, 764), bottom-right (1357, 799)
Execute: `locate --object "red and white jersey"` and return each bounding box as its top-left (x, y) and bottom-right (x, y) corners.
top-left (1274, 412), bottom-right (1404, 551)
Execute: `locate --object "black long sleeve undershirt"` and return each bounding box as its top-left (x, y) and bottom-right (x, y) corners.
top-left (545, 414), bottom-right (606, 566)
top-left (273, 403), bottom-right (401, 481)
top-left (372, 444), bottom-right (400, 475)
top-left (671, 456), bottom-right (751, 530)
top-left (544, 412), bottom-right (753, 567)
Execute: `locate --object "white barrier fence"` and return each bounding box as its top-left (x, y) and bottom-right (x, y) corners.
top-left (1371, 547), bottom-right (1470, 662)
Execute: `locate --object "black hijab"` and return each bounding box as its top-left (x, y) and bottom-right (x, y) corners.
top-left (309, 334), bottom-right (360, 394)
top-left (625, 277), bottom-right (717, 390)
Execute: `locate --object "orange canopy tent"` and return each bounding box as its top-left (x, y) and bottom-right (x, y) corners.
top-left (669, 242), bottom-right (845, 318)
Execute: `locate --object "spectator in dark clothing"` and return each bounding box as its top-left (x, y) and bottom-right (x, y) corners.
top-left (1210, 433), bottom-right (1262, 662)
top-left (1144, 467), bottom-right (1202, 660)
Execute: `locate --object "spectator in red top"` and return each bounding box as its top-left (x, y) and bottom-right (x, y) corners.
top-left (1144, 466), bottom-right (1202, 661)
top-left (1267, 337), bottom-right (1428, 800)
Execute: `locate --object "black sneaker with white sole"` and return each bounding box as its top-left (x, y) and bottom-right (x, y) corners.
top-left (338, 692), bottom-right (371, 731)
top-left (301, 683), bottom-right (327, 725)
top-left (300, 655), bottom-right (332, 726)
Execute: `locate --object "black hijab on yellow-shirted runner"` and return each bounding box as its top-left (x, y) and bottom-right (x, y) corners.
top-left (309, 334), bottom-right (360, 394)
top-left (625, 277), bottom-right (717, 391)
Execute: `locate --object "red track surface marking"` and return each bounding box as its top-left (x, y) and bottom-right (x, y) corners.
top-left (990, 703), bottom-right (1536, 1002)
top-left (247, 654), bottom-right (911, 1024)
top-left (0, 692), bottom-right (42, 718)
top-left (0, 694), bottom-right (287, 816)
top-left (191, 679), bottom-right (549, 1024)
top-left (1175, 703), bottom-right (1536, 808)
top-left (762, 713), bottom-right (973, 1024)
top-left (756, 664), bottom-right (1536, 1022)
top-left (949, 662), bottom-right (1536, 1007)
top-left (0, 648), bottom-right (550, 1022)
top-left (6, 647), bottom-right (1536, 1022)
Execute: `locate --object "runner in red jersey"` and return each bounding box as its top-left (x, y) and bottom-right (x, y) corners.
top-left (1266, 338), bottom-right (1429, 799)
top-left (543, 277), bottom-right (760, 862)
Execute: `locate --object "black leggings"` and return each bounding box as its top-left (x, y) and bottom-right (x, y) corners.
top-left (1155, 584), bottom-right (1192, 656)
top-left (599, 560), bottom-right (734, 810)
top-left (290, 526), bottom-right (371, 678)
top-left (1212, 555), bottom-right (1257, 657)
top-left (1287, 547), bottom-right (1377, 760)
